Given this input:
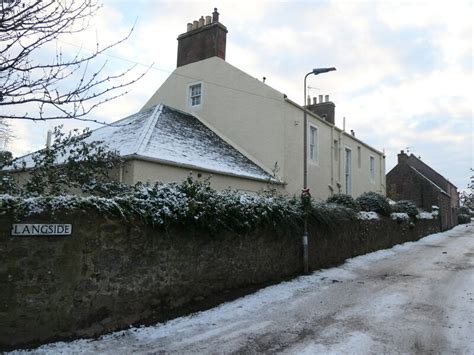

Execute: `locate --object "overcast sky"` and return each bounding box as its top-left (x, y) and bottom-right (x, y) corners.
top-left (6, 0), bottom-right (473, 191)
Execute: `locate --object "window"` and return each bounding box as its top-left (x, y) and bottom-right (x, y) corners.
top-left (309, 124), bottom-right (318, 164)
top-left (357, 146), bottom-right (361, 169)
top-left (334, 139), bottom-right (338, 161)
top-left (369, 156), bottom-right (375, 182)
top-left (188, 83), bottom-right (202, 107)
top-left (345, 148), bottom-right (352, 195)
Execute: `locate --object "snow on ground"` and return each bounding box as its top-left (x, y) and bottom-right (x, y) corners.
top-left (11, 223), bottom-right (474, 354)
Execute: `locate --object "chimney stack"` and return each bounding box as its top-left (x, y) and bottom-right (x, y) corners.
top-left (397, 150), bottom-right (409, 165)
top-left (177, 8), bottom-right (228, 67)
top-left (305, 93), bottom-right (336, 125)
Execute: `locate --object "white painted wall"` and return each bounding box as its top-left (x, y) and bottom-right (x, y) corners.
top-left (143, 56), bottom-right (385, 199)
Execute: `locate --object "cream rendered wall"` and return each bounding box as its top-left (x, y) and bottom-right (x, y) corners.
top-left (129, 159), bottom-right (279, 193)
top-left (280, 102), bottom-right (385, 200)
top-left (338, 133), bottom-right (386, 197)
top-left (142, 56), bottom-right (385, 199)
top-left (142, 57), bottom-right (287, 179)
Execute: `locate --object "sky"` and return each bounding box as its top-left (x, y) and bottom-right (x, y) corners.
top-left (4, 0), bottom-right (473, 190)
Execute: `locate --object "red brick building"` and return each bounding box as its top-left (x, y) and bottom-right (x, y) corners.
top-left (387, 151), bottom-right (459, 230)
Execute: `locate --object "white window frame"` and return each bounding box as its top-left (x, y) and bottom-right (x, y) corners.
top-left (369, 155), bottom-right (376, 183)
top-left (187, 82), bottom-right (203, 108)
top-left (308, 123), bottom-right (319, 165)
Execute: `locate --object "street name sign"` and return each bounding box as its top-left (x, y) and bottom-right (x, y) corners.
top-left (11, 224), bottom-right (72, 236)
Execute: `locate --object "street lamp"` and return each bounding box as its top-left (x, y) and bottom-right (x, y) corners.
top-left (302, 67), bottom-right (336, 274)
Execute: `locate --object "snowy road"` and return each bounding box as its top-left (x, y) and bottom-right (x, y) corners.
top-left (18, 223), bottom-right (474, 354)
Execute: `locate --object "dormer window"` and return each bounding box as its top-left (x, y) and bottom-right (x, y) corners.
top-left (188, 83), bottom-right (202, 107)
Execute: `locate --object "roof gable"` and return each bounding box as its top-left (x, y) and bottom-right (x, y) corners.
top-left (406, 154), bottom-right (454, 190)
top-left (408, 166), bottom-right (449, 196)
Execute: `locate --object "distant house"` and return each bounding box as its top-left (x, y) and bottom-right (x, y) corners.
top-left (387, 150), bottom-right (459, 230)
top-left (11, 9), bottom-right (387, 199)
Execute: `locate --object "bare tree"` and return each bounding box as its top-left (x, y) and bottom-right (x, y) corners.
top-left (0, 0), bottom-right (147, 123)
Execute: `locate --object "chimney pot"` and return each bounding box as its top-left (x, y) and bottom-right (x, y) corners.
top-left (325, 94), bottom-right (329, 102)
top-left (312, 97), bottom-right (317, 105)
top-left (192, 20), bottom-right (198, 30)
top-left (307, 96), bottom-right (311, 106)
top-left (318, 94), bottom-right (323, 103)
top-left (198, 16), bottom-right (205, 27)
top-left (187, 23), bottom-right (192, 32)
top-left (205, 15), bottom-right (211, 25)
top-left (212, 8), bottom-right (219, 22)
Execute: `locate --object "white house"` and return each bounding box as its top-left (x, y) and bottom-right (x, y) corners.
top-left (140, 8), bottom-right (386, 199)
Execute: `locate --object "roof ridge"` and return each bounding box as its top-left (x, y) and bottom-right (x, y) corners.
top-left (135, 104), bottom-right (163, 154)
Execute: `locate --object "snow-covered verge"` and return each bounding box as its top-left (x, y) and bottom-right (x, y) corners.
top-left (13, 223), bottom-right (473, 354)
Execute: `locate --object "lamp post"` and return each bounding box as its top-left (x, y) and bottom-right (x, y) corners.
top-left (302, 67), bottom-right (336, 274)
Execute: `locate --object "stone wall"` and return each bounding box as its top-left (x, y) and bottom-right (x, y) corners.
top-left (0, 211), bottom-right (439, 350)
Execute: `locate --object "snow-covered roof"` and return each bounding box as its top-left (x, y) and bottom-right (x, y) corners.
top-left (12, 104), bottom-right (274, 182)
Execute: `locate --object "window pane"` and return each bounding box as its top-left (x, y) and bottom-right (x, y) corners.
top-left (357, 147), bottom-right (361, 168)
top-left (309, 126), bottom-right (317, 162)
top-left (369, 156), bottom-right (375, 180)
top-left (189, 83), bottom-right (202, 107)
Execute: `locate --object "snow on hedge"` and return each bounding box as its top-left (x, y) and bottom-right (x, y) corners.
top-left (357, 211), bottom-right (379, 220)
top-left (391, 212), bottom-right (410, 221)
top-left (0, 179), bottom-right (306, 234)
top-left (0, 180), bottom-right (437, 233)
